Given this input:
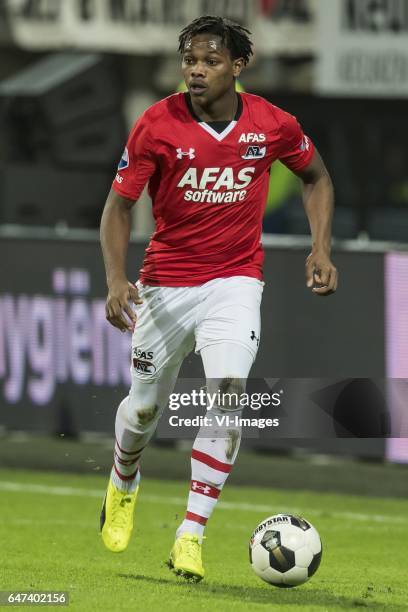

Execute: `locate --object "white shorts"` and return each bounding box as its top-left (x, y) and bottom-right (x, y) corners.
top-left (131, 276), bottom-right (263, 380)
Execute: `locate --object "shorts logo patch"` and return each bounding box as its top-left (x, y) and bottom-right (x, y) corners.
top-left (133, 347), bottom-right (156, 374)
top-left (133, 347), bottom-right (154, 360)
top-left (118, 147), bottom-right (129, 170)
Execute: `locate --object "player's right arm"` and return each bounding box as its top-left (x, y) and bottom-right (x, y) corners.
top-left (100, 189), bottom-right (141, 332)
top-left (100, 109), bottom-right (157, 332)
top-left (276, 108), bottom-right (337, 296)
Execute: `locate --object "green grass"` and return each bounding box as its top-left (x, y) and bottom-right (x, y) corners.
top-left (0, 468), bottom-right (407, 611)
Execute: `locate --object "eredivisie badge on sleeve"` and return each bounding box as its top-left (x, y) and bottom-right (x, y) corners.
top-left (118, 147), bottom-right (129, 170)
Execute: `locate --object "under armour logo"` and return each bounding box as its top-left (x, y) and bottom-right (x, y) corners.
top-left (250, 330), bottom-right (260, 346)
top-left (176, 147), bottom-right (195, 160)
top-left (192, 481), bottom-right (211, 495)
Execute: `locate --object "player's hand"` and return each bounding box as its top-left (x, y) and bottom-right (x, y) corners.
top-left (105, 278), bottom-right (143, 332)
top-left (305, 250), bottom-right (338, 296)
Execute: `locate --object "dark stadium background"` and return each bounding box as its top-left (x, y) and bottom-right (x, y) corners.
top-left (0, 0), bottom-right (407, 520)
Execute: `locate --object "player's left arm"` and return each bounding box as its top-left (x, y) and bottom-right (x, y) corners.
top-left (295, 149), bottom-right (338, 296)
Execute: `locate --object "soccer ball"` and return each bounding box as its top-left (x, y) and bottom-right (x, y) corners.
top-left (249, 514), bottom-right (322, 587)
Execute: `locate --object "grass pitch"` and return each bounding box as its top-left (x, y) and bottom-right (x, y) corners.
top-left (0, 468), bottom-right (407, 611)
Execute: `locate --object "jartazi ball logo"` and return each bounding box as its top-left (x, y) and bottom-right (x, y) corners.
top-left (252, 516), bottom-right (290, 536)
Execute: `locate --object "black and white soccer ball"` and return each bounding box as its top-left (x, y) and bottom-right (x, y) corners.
top-left (249, 514), bottom-right (322, 587)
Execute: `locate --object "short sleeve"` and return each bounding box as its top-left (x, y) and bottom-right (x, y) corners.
top-left (278, 111), bottom-right (315, 173)
top-left (112, 111), bottom-right (157, 201)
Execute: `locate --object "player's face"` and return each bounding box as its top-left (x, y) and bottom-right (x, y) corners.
top-left (182, 34), bottom-right (243, 105)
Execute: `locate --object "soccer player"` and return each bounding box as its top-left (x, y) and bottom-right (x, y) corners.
top-left (99, 15), bottom-right (337, 581)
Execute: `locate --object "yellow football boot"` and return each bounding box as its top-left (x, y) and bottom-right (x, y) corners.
top-left (100, 476), bottom-right (139, 552)
top-left (168, 533), bottom-right (205, 581)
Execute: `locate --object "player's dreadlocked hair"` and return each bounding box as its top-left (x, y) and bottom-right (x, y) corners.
top-left (178, 15), bottom-right (253, 66)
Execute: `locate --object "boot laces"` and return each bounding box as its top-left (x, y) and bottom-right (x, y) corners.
top-left (111, 493), bottom-right (132, 529)
top-left (181, 535), bottom-right (203, 561)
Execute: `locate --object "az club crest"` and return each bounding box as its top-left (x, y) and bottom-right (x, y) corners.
top-left (241, 145), bottom-right (266, 160)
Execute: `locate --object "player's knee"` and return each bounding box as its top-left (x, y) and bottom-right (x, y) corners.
top-left (127, 403), bottom-right (160, 430)
top-left (218, 376), bottom-right (245, 411)
top-left (136, 404), bottom-right (160, 426)
top-left (127, 378), bottom-right (163, 429)
top-left (220, 376), bottom-right (246, 394)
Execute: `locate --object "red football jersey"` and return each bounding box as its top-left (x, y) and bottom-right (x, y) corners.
top-left (112, 92), bottom-right (314, 286)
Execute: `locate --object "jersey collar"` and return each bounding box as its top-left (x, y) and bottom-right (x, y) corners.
top-left (184, 92), bottom-right (243, 142)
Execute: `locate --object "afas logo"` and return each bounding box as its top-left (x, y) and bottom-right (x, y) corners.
top-left (178, 167), bottom-right (255, 190)
top-left (239, 133), bottom-right (266, 143)
top-left (133, 348), bottom-right (153, 360)
top-left (177, 167), bottom-right (255, 204)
